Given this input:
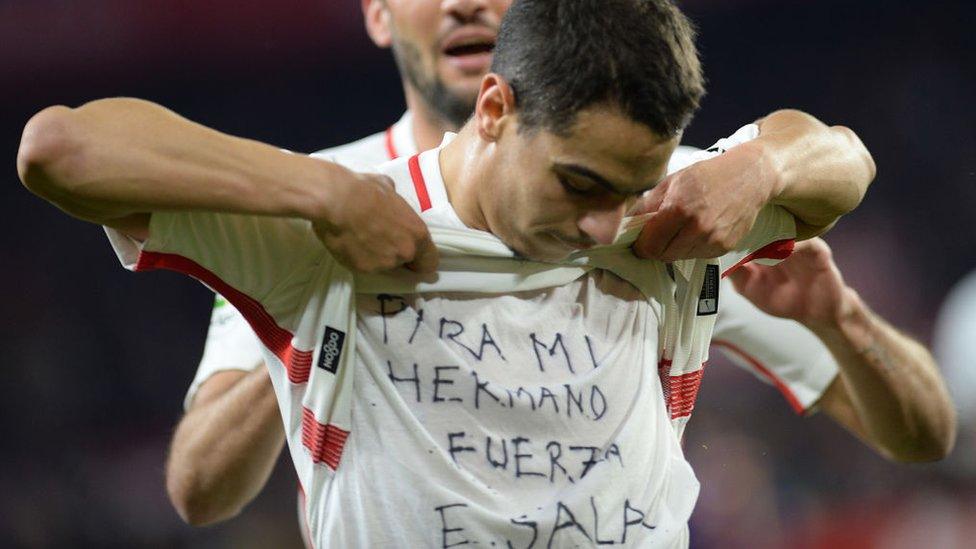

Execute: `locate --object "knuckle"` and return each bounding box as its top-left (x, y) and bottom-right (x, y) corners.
top-left (397, 241), bottom-right (417, 261)
top-left (687, 214), bottom-right (706, 233)
top-left (669, 202), bottom-right (689, 218)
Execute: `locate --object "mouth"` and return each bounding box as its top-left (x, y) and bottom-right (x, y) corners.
top-left (441, 28), bottom-right (496, 72)
top-left (443, 41), bottom-right (495, 57)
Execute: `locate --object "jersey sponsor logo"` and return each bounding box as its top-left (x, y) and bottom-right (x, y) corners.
top-left (317, 326), bottom-right (346, 374)
top-left (697, 264), bottom-right (719, 316)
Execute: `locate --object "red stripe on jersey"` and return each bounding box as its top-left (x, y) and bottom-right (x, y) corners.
top-left (385, 126), bottom-right (399, 160)
top-left (712, 339), bottom-right (806, 414)
top-left (721, 238), bottom-right (795, 278)
top-left (669, 368), bottom-right (706, 419)
top-left (301, 408), bottom-right (350, 470)
top-left (408, 154), bottom-right (433, 212)
top-left (134, 251), bottom-right (313, 384)
top-left (657, 357), bottom-right (673, 406)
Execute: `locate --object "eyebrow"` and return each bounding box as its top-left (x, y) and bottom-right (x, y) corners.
top-left (556, 163), bottom-right (656, 196)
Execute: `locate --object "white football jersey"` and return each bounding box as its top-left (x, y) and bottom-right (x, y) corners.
top-left (106, 127), bottom-right (798, 548)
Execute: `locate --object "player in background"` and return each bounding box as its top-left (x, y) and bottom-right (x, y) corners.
top-left (158, 0), bottom-right (955, 532)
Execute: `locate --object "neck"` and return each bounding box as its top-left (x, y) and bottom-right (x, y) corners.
top-left (403, 85), bottom-right (458, 151)
top-left (438, 123), bottom-right (490, 232)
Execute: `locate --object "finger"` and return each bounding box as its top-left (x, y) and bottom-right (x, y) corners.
top-left (657, 225), bottom-right (713, 261)
top-left (633, 209), bottom-right (685, 259)
top-left (405, 232), bottom-right (439, 274)
top-left (727, 262), bottom-right (760, 292)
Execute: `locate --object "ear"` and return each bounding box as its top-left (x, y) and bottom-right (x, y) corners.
top-left (363, 0), bottom-right (392, 48)
top-left (475, 73), bottom-right (518, 142)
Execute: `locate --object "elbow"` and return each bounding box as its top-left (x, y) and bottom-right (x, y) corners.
top-left (17, 105), bottom-right (85, 199)
top-left (887, 439), bottom-right (953, 464)
top-left (830, 124), bottom-right (877, 207)
top-left (166, 466), bottom-right (243, 527)
top-left (884, 414), bottom-right (958, 464)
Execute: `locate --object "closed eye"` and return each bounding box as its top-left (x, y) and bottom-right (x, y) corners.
top-left (558, 174), bottom-right (597, 196)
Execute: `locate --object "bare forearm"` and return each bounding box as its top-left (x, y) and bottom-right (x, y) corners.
top-left (812, 291), bottom-right (956, 462)
top-left (17, 97), bottom-right (342, 227)
top-left (166, 367), bottom-right (285, 525)
top-left (754, 109), bottom-right (876, 235)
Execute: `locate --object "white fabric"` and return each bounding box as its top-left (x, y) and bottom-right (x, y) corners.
top-left (106, 126), bottom-right (795, 548)
top-left (186, 119), bottom-right (838, 415)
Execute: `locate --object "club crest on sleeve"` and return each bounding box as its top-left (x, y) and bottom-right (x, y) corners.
top-left (697, 264), bottom-right (719, 316)
top-left (317, 326), bottom-right (347, 374)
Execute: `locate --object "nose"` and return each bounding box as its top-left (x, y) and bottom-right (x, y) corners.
top-left (578, 202), bottom-right (628, 247)
top-left (442, 0), bottom-right (489, 22)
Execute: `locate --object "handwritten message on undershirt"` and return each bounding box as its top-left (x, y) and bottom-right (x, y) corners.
top-left (364, 290), bottom-right (663, 547)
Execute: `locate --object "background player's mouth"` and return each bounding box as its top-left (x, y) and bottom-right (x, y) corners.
top-left (441, 32), bottom-right (495, 73)
top-left (443, 43), bottom-right (494, 73)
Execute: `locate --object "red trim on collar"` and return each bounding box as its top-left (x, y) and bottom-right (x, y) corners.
top-left (384, 126), bottom-right (398, 160)
top-left (407, 154), bottom-right (432, 212)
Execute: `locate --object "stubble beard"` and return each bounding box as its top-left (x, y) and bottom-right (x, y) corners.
top-left (390, 35), bottom-right (476, 130)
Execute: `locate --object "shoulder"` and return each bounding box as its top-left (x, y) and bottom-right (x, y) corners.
top-left (310, 130), bottom-right (391, 171)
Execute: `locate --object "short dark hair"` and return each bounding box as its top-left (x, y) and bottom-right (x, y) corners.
top-left (491, 0), bottom-right (704, 138)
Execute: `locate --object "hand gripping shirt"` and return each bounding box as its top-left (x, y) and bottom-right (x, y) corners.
top-left (108, 126), bottom-right (795, 548)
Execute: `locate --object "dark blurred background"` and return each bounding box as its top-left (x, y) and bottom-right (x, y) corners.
top-left (1, 0), bottom-right (973, 547)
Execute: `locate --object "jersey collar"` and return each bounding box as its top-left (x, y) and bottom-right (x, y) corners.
top-left (384, 112), bottom-right (418, 160)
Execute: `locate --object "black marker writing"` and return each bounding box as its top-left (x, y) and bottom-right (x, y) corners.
top-left (547, 501), bottom-right (592, 548)
top-left (434, 503), bottom-right (471, 548)
top-left (408, 308), bottom-right (424, 344)
top-left (447, 432), bottom-right (477, 464)
top-left (507, 516), bottom-right (539, 549)
top-left (387, 360), bottom-right (421, 402)
top-left (530, 332), bottom-right (574, 373)
top-left (513, 437), bottom-right (545, 479)
top-left (440, 318), bottom-right (507, 362)
top-left (621, 499), bottom-right (656, 544)
top-left (433, 366), bottom-right (463, 403)
top-left (590, 497), bottom-right (615, 545)
top-left (377, 294), bottom-right (407, 345)
top-left (486, 437), bottom-right (509, 469)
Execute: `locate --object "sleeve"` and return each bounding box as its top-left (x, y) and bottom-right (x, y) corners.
top-left (712, 278), bottom-right (838, 414)
top-left (719, 205), bottom-right (797, 277)
top-left (105, 210), bottom-right (328, 365)
top-left (183, 294), bottom-right (267, 410)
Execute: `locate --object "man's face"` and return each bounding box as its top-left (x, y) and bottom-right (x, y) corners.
top-left (376, 0), bottom-right (511, 128)
top-left (483, 106), bottom-right (680, 262)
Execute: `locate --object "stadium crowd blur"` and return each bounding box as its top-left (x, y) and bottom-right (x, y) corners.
top-left (1, 0), bottom-right (973, 547)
